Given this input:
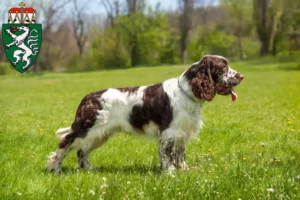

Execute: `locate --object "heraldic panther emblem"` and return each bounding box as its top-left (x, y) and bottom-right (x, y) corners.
top-left (2, 2), bottom-right (42, 73)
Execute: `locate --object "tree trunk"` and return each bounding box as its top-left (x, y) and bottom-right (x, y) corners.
top-left (179, 0), bottom-right (192, 64)
top-left (254, 0), bottom-right (270, 56)
top-left (31, 63), bottom-right (37, 72)
top-left (272, 36), bottom-right (278, 56)
top-left (180, 32), bottom-right (188, 64)
top-left (126, 0), bottom-right (139, 66)
top-left (131, 37), bottom-right (138, 66)
top-left (127, 0), bottom-right (137, 14)
top-left (79, 44), bottom-right (84, 56)
top-left (260, 39), bottom-right (269, 56)
top-left (237, 31), bottom-right (244, 60)
top-left (269, 0), bottom-right (283, 56)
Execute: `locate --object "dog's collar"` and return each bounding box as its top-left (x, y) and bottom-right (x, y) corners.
top-left (177, 77), bottom-right (197, 102)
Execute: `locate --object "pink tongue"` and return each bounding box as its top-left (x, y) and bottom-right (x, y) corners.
top-left (231, 89), bottom-right (237, 102)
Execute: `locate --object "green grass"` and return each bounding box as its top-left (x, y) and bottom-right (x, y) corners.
top-left (0, 60), bottom-right (299, 200)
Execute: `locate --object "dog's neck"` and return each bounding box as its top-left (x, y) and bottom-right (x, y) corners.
top-left (178, 73), bottom-right (199, 103)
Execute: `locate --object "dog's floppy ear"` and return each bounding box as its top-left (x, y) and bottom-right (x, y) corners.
top-left (187, 57), bottom-right (216, 101)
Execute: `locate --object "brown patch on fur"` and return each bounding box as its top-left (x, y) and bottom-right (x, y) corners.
top-left (117, 86), bottom-right (139, 95)
top-left (70, 90), bottom-right (107, 138)
top-left (184, 55), bottom-right (233, 101)
top-left (58, 133), bottom-right (76, 148)
top-left (58, 90), bottom-right (106, 149)
top-left (207, 56), bottom-right (229, 82)
top-left (184, 60), bottom-right (215, 101)
top-left (130, 83), bottom-right (173, 132)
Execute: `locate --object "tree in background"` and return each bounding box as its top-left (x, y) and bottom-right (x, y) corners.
top-left (102, 0), bottom-right (120, 28)
top-left (274, 0), bottom-right (300, 53)
top-left (0, 0), bottom-right (300, 73)
top-left (72, 0), bottom-right (89, 56)
top-left (222, 0), bottom-right (253, 60)
top-left (124, 0), bottom-right (143, 66)
top-left (253, 0), bottom-right (271, 56)
top-left (38, 0), bottom-right (70, 70)
top-left (178, 0), bottom-right (193, 64)
top-left (288, 0), bottom-right (300, 50)
top-left (101, 0), bottom-right (125, 68)
top-left (253, 0), bottom-right (297, 56)
top-left (84, 7), bottom-right (178, 70)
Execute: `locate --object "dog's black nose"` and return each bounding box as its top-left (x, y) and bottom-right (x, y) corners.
top-left (235, 73), bottom-right (244, 80)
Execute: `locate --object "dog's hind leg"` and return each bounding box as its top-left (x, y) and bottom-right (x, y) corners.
top-left (77, 133), bottom-right (111, 170)
top-left (47, 90), bottom-right (106, 173)
top-left (47, 131), bottom-right (82, 173)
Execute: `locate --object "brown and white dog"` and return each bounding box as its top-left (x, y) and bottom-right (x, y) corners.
top-left (47, 55), bottom-right (244, 173)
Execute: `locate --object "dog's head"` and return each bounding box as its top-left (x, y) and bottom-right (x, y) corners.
top-left (184, 55), bottom-right (244, 101)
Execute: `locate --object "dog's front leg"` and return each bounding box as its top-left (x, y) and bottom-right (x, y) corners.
top-left (159, 136), bottom-right (176, 173)
top-left (174, 135), bottom-right (188, 170)
top-left (159, 129), bottom-right (187, 173)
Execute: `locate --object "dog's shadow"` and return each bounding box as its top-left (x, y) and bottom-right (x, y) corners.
top-left (48, 164), bottom-right (162, 175)
top-left (93, 164), bottom-right (161, 174)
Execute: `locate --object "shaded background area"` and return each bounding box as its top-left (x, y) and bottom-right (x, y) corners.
top-left (0, 0), bottom-right (299, 74)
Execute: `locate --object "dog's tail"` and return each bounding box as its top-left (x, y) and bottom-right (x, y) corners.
top-left (55, 127), bottom-right (71, 139)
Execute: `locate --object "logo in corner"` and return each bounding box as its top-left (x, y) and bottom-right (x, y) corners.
top-left (2, 2), bottom-right (42, 73)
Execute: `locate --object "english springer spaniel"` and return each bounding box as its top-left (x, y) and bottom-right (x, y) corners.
top-left (47, 55), bottom-right (244, 173)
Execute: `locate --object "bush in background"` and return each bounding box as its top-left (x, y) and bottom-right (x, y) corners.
top-left (0, 63), bottom-right (17, 75)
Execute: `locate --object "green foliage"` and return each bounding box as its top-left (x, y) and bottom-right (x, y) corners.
top-left (221, 0), bottom-right (253, 36)
top-left (242, 37), bottom-right (261, 59)
top-left (85, 9), bottom-right (181, 68)
top-left (0, 62), bottom-right (17, 75)
top-left (83, 29), bottom-right (130, 70)
top-left (38, 43), bottom-right (65, 71)
top-left (188, 25), bottom-right (237, 61)
top-left (134, 11), bottom-right (180, 65)
top-left (67, 54), bottom-right (88, 72)
top-left (246, 50), bottom-right (300, 66)
top-left (4, 0), bottom-right (298, 72)
top-left (0, 58), bottom-right (299, 199)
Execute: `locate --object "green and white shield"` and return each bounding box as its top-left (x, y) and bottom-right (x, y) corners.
top-left (2, 24), bottom-right (42, 73)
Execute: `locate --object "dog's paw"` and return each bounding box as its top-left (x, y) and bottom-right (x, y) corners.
top-left (180, 162), bottom-right (189, 171)
top-left (49, 168), bottom-right (63, 174)
top-left (78, 160), bottom-right (93, 170)
top-left (164, 165), bottom-right (176, 175)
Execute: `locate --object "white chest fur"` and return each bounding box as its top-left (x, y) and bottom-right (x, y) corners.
top-left (163, 78), bottom-right (204, 141)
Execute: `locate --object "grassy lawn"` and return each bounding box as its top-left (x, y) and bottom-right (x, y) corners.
top-left (0, 59), bottom-right (299, 199)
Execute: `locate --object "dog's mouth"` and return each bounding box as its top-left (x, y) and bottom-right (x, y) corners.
top-left (215, 85), bottom-right (238, 101)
